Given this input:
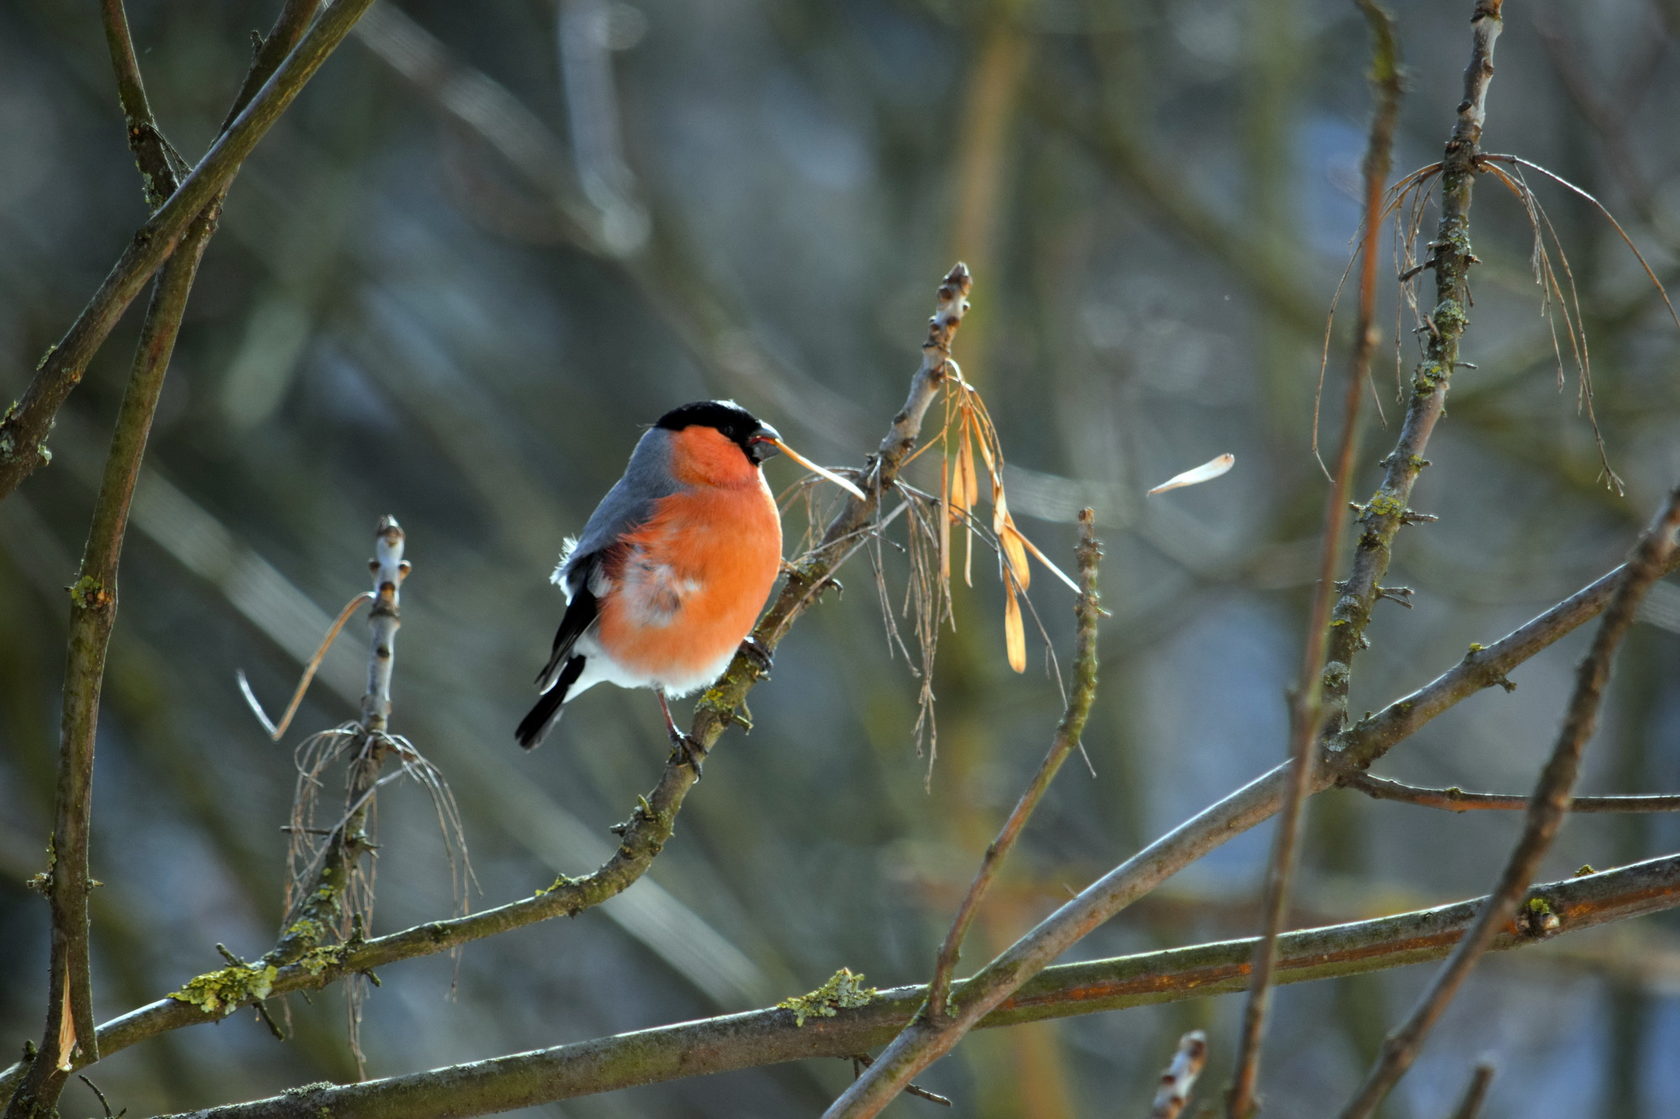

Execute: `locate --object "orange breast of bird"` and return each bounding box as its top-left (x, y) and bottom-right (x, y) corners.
top-left (595, 432), bottom-right (783, 687)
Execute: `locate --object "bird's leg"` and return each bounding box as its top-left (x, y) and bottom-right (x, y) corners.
top-left (738, 634), bottom-right (773, 677)
top-left (656, 688), bottom-right (706, 776)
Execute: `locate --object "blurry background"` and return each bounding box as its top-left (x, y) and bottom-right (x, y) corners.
top-left (3, 1), bottom-right (1680, 1115)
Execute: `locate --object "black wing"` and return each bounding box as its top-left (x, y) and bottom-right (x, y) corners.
top-left (533, 573), bottom-right (601, 691)
top-left (516, 652), bottom-right (587, 749)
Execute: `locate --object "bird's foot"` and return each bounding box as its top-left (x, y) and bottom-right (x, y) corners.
top-left (739, 635), bottom-right (774, 677)
top-left (669, 728), bottom-right (708, 778)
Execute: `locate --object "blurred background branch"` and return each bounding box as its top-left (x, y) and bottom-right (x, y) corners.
top-left (0, 0), bottom-right (373, 503)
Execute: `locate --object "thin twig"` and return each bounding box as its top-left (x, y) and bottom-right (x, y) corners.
top-left (75, 1073), bottom-right (121, 1119)
top-left (1226, 5), bottom-right (1401, 1113)
top-left (223, 1), bottom-right (325, 132)
top-left (1476, 153), bottom-right (1680, 331)
top-left (925, 509), bottom-right (1102, 1020)
top-left (273, 521), bottom-right (410, 949)
top-left (238, 591), bottom-right (375, 740)
top-left (1320, 0), bottom-right (1504, 734)
top-left (125, 853), bottom-right (1680, 1119)
top-left (1151, 1031), bottom-right (1209, 1119)
top-left (1338, 483), bottom-right (1680, 1118)
top-left (266, 519), bottom-right (418, 1076)
top-left (1446, 1062), bottom-right (1496, 1119)
top-left (1344, 773), bottom-right (1680, 813)
top-left (848, 1054), bottom-right (951, 1108)
top-left (99, 0), bottom-right (186, 207)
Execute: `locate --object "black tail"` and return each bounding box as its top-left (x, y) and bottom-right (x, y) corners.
top-left (516, 655), bottom-right (586, 749)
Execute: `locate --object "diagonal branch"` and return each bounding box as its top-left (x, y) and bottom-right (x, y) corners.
top-left (137, 853), bottom-right (1680, 1119)
top-left (1338, 482), bottom-right (1680, 1117)
top-left (925, 509), bottom-right (1103, 1020)
top-left (4, 206), bottom-right (215, 1119)
top-left (1320, 0), bottom-right (1505, 734)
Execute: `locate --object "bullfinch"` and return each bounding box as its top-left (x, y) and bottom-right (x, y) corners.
top-left (516, 400), bottom-right (859, 758)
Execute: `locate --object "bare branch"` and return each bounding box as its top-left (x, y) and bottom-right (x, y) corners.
top-left (1227, 4), bottom-right (1402, 1112)
top-left (1331, 548), bottom-right (1680, 772)
top-left (1320, 0), bottom-right (1505, 735)
top-left (1339, 482), bottom-right (1680, 1117)
top-left (118, 853), bottom-right (1680, 1118)
top-left (6, 9), bottom-right (362, 1104)
top-left (820, 540), bottom-right (1677, 1115)
top-left (222, 1), bottom-right (325, 132)
top-left (5, 203), bottom-right (216, 1119)
top-left (271, 522), bottom-right (415, 951)
top-left (1344, 773), bottom-right (1680, 813)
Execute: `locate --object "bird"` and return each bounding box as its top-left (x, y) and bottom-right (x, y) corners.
top-left (516, 399), bottom-right (861, 762)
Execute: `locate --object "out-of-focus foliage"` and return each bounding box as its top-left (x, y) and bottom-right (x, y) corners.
top-left (3, 1), bottom-right (1679, 1115)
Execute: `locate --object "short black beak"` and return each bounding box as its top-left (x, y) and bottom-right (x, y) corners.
top-left (747, 423), bottom-right (783, 465)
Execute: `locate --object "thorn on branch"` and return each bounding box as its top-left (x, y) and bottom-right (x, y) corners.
top-left (1481, 661), bottom-right (1518, 692)
top-left (1375, 584), bottom-right (1415, 608)
top-left (253, 1000), bottom-right (286, 1041)
top-left (610, 795), bottom-right (660, 837)
top-left (849, 1053), bottom-right (952, 1107)
top-left (76, 1074), bottom-right (124, 1119)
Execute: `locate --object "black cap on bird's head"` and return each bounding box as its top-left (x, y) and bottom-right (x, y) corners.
top-left (653, 400), bottom-right (867, 498)
top-left (656, 399), bottom-right (782, 465)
